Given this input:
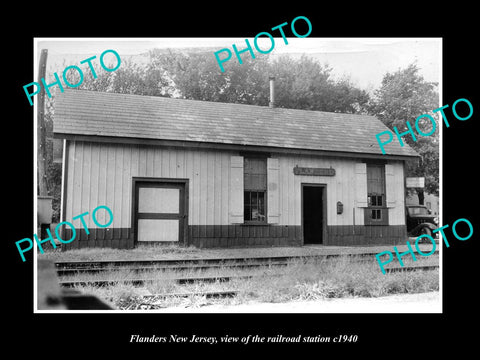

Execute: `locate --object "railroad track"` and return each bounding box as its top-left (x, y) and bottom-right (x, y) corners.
top-left (59, 273), bottom-right (279, 288)
top-left (57, 264), bottom-right (439, 288)
top-left (54, 250), bottom-right (439, 276)
top-left (55, 259), bottom-right (290, 277)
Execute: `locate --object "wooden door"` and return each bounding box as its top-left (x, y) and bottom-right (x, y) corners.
top-left (134, 181), bottom-right (186, 244)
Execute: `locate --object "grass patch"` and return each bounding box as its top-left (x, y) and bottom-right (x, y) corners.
top-left (233, 256), bottom-right (439, 303)
top-left (42, 244), bottom-right (202, 262)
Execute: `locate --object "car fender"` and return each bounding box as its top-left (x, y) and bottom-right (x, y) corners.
top-left (411, 222), bottom-right (437, 236)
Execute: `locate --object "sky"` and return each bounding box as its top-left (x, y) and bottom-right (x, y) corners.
top-left (35, 37), bottom-right (442, 94)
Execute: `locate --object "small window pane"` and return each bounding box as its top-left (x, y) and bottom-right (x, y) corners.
top-left (251, 191), bottom-right (259, 220)
top-left (259, 192), bottom-right (265, 213)
top-left (258, 192), bottom-right (265, 221)
top-left (244, 190), bottom-right (266, 222)
top-left (371, 209), bottom-right (382, 220)
top-left (244, 191), bottom-right (250, 221)
top-left (368, 195), bottom-right (384, 208)
top-left (244, 191), bottom-right (250, 205)
top-left (377, 196), bottom-right (383, 207)
top-left (244, 204), bottom-right (251, 221)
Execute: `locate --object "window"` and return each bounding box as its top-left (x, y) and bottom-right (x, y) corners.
top-left (407, 206), bottom-right (429, 216)
top-left (244, 157), bottom-right (267, 223)
top-left (369, 194), bottom-right (383, 207)
top-left (365, 164), bottom-right (388, 225)
top-left (371, 209), bottom-right (382, 220)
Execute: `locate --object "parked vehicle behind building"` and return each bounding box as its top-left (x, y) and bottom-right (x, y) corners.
top-left (406, 205), bottom-right (438, 238)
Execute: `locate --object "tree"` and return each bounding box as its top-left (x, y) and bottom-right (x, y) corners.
top-left (268, 55), bottom-right (369, 113)
top-left (369, 63), bottom-right (439, 131)
top-left (155, 51), bottom-right (370, 113)
top-left (154, 49), bottom-right (271, 105)
top-left (64, 58), bottom-right (172, 96)
top-left (367, 63), bottom-right (440, 201)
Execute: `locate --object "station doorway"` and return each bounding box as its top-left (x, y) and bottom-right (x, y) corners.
top-left (302, 184), bottom-right (326, 245)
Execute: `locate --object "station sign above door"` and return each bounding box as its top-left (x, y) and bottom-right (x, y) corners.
top-left (293, 166), bottom-right (336, 176)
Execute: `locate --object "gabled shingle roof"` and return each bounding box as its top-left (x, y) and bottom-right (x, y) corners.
top-left (53, 89), bottom-right (418, 158)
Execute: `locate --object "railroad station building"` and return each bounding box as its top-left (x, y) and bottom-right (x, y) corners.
top-left (53, 87), bottom-right (418, 250)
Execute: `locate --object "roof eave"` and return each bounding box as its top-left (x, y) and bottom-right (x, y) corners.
top-left (54, 132), bottom-right (419, 161)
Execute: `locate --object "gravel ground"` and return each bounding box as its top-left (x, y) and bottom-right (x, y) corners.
top-left (42, 240), bottom-right (439, 262)
top-left (151, 291), bottom-right (441, 313)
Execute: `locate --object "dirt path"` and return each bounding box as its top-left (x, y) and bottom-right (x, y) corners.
top-left (154, 291), bottom-right (441, 313)
top-left (44, 242), bottom-right (439, 262)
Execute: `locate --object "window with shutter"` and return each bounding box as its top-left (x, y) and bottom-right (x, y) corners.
top-left (365, 164), bottom-right (389, 225)
top-left (244, 157), bottom-right (267, 223)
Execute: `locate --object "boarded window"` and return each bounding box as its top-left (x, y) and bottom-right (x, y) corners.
top-left (367, 164), bottom-right (384, 195)
top-left (365, 164), bottom-right (388, 225)
top-left (244, 157), bottom-right (267, 223)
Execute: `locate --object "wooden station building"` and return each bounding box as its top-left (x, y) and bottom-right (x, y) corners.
top-left (53, 87), bottom-right (418, 250)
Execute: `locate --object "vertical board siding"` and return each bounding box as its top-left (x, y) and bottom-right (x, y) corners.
top-left (193, 150), bottom-right (201, 225)
top-left (277, 155), bottom-right (363, 227)
top-left (221, 154), bottom-right (229, 225)
top-left (66, 141), bottom-right (234, 229)
top-left (65, 141), bottom-right (407, 248)
top-left (206, 152), bottom-right (215, 225)
top-left (65, 141), bottom-right (74, 228)
top-left (122, 146), bottom-right (131, 239)
top-left (90, 143), bottom-right (100, 231)
top-left (200, 152), bottom-right (208, 225)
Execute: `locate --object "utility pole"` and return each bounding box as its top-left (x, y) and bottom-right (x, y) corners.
top-left (37, 49), bottom-right (48, 196)
top-left (37, 49), bottom-right (54, 240)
